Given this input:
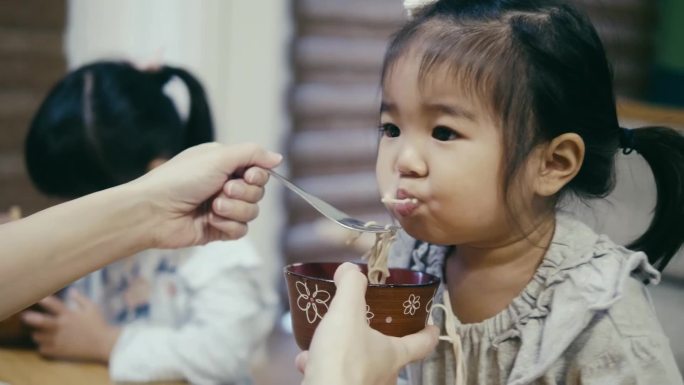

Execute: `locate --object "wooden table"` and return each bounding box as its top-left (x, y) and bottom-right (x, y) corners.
top-left (0, 349), bottom-right (185, 385)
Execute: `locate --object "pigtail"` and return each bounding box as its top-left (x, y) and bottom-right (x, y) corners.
top-left (158, 66), bottom-right (214, 147)
top-left (623, 126), bottom-right (684, 271)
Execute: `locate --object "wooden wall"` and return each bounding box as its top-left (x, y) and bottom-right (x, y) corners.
top-left (0, 0), bottom-right (66, 217)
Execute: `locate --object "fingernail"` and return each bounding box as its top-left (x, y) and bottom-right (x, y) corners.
top-left (268, 152), bottom-right (283, 163)
top-left (215, 199), bottom-right (230, 213)
top-left (228, 182), bottom-right (244, 196)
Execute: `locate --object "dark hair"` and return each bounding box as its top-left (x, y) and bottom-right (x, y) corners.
top-left (381, 0), bottom-right (684, 270)
top-left (25, 61), bottom-right (214, 198)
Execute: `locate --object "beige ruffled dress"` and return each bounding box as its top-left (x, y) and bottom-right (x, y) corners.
top-left (389, 213), bottom-right (683, 385)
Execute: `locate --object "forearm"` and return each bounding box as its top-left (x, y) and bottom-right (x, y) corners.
top-left (0, 184), bottom-right (155, 318)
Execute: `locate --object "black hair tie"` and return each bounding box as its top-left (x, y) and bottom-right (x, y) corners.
top-left (619, 127), bottom-right (637, 155)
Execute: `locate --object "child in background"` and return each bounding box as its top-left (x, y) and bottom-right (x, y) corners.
top-left (22, 61), bottom-right (277, 385)
top-left (378, 0), bottom-right (684, 384)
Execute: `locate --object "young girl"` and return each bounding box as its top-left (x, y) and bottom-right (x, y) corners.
top-left (378, 1), bottom-right (684, 384)
top-left (21, 61), bottom-right (277, 385)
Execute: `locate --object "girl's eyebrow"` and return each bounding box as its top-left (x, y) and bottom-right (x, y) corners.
top-left (424, 102), bottom-right (476, 121)
top-left (380, 100), bottom-right (476, 122)
top-left (380, 101), bottom-right (396, 113)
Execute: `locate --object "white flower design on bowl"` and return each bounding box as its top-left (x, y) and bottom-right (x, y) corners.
top-left (365, 305), bottom-right (375, 324)
top-left (296, 281), bottom-right (331, 323)
top-left (403, 293), bottom-right (421, 315)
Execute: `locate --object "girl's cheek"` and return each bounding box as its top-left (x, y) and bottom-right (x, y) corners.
top-left (375, 163), bottom-right (394, 194)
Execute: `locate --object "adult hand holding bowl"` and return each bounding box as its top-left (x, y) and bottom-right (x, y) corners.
top-left (284, 261), bottom-right (440, 350)
top-left (294, 262), bottom-right (440, 385)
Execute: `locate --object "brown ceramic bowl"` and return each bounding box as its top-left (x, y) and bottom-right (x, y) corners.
top-left (284, 262), bottom-right (440, 350)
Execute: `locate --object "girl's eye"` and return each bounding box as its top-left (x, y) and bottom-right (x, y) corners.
top-left (432, 126), bottom-right (460, 141)
top-left (379, 123), bottom-right (401, 138)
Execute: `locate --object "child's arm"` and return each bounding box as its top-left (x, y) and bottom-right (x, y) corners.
top-left (107, 240), bottom-right (278, 384)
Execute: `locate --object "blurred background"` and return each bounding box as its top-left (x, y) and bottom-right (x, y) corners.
top-left (0, 0), bottom-right (682, 384)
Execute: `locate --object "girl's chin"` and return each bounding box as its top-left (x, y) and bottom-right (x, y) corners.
top-left (400, 222), bottom-right (450, 245)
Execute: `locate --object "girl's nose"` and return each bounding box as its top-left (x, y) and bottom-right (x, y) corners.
top-left (396, 141), bottom-right (427, 178)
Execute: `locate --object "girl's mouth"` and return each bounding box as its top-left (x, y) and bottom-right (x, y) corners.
top-left (381, 190), bottom-right (419, 217)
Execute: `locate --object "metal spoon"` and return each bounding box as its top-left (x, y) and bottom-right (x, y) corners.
top-left (267, 170), bottom-right (400, 234)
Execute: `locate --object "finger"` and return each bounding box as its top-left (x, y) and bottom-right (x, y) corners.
top-left (37, 344), bottom-right (57, 358)
top-left (393, 325), bottom-right (440, 367)
top-left (208, 214), bottom-right (248, 240)
top-left (68, 289), bottom-right (91, 309)
top-left (212, 198), bottom-right (259, 223)
top-left (218, 143), bottom-right (282, 174)
top-left (32, 331), bottom-right (54, 346)
top-left (222, 180), bottom-right (265, 203)
top-left (38, 296), bottom-right (67, 315)
top-left (243, 167), bottom-right (269, 186)
top-left (294, 351), bottom-right (309, 374)
top-left (329, 263), bottom-right (368, 314)
top-left (22, 311), bottom-right (58, 330)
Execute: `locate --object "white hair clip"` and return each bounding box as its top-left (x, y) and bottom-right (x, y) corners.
top-left (163, 75), bottom-right (191, 124)
top-left (404, 0), bottom-right (439, 18)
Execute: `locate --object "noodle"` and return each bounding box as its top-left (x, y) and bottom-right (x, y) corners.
top-left (345, 195), bottom-right (405, 284)
top-left (359, 194), bottom-right (416, 283)
top-left (358, 222), bottom-right (397, 284)
top-left (381, 197), bottom-right (417, 205)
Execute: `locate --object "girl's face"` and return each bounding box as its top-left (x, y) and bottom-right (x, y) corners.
top-left (377, 57), bottom-right (533, 246)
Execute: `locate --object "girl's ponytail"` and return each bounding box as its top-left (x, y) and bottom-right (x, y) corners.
top-left (623, 126), bottom-right (684, 271)
top-left (157, 66), bottom-right (214, 147)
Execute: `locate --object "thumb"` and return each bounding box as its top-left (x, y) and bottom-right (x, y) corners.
top-left (295, 351), bottom-right (309, 374)
top-left (217, 143), bottom-right (282, 174)
top-left (393, 325), bottom-right (439, 366)
top-left (329, 262), bottom-right (367, 314)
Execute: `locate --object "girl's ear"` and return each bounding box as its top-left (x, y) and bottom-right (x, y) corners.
top-left (534, 133), bottom-right (585, 197)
